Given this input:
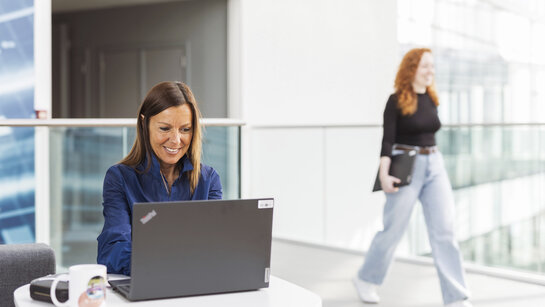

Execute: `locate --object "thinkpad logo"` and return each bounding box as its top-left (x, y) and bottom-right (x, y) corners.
top-left (140, 210), bottom-right (157, 224)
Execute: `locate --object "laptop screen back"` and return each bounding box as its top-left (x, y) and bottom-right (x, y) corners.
top-left (129, 198), bottom-right (274, 300)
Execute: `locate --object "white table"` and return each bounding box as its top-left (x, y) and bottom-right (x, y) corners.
top-left (14, 276), bottom-right (321, 307)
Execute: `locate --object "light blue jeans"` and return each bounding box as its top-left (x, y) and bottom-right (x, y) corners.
top-left (358, 149), bottom-right (470, 305)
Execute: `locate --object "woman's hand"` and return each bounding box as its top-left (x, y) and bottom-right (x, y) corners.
top-left (380, 174), bottom-right (401, 193)
top-left (378, 156), bottom-right (401, 193)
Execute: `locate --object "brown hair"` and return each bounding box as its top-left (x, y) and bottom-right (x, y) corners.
top-left (394, 48), bottom-right (439, 115)
top-left (120, 81), bottom-right (202, 194)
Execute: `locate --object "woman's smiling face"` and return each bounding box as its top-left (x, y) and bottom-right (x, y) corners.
top-left (148, 104), bottom-right (193, 169)
top-left (413, 51), bottom-right (435, 89)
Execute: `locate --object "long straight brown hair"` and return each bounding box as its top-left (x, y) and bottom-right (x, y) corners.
top-left (120, 81), bottom-right (202, 195)
top-left (394, 48), bottom-right (439, 115)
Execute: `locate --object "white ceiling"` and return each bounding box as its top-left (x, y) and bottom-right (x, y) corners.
top-left (52, 0), bottom-right (187, 13)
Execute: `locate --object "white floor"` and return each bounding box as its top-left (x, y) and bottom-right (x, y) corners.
top-left (270, 239), bottom-right (545, 307)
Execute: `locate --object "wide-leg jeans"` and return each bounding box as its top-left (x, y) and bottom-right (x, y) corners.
top-left (358, 150), bottom-right (470, 305)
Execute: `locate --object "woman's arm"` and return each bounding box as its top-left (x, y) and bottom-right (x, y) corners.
top-left (96, 167), bottom-right (132, 275)
top-left (380, 95), bottom-right (398, 157)
top-left (379, 95), bottom-right (401, 193)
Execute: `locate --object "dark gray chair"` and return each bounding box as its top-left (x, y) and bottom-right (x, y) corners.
top-left (0, 243), bottom-right (56, 307)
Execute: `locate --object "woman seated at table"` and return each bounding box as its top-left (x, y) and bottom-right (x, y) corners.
top-left (97, 81), bottom-right (222, 275)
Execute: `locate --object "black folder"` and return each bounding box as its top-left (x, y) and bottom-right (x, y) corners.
top-left (372, 150), bottom-right (417, 192)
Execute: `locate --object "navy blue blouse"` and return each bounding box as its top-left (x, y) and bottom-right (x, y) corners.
top-left (96, 154), bottom-right (222, 275)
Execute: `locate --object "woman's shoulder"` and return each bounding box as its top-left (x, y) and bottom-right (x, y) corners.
top-left (105, 163), bottom-right (138, 180)
top-left (198, 164), bottom-right (222, 190)
top-left (200, 163), bottom-right (219, 178)
top-left (107, 163), bottom-right (134, 172)
top-left (387, 93), bottom-right (398, 102)
top-left (384, 93), bottom-right (399, 111)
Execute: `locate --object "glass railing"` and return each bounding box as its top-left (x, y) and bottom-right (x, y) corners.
top-left (249, 123), bottom-right (545, 277)
top-left (0, 126), bottom-right (35, 244)
top-left (2, 120), bottom-right (544, 275)
top-left (408, 124), bottom-right (545, 273)
top-left (0, 119), bottom-right (242, 268)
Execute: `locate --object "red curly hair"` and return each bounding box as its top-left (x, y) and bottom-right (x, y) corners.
top-left (394, 48), bottom-right (439, 116)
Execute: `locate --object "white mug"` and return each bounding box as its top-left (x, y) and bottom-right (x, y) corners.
top-left (50, 264), bottom-right (107, 307)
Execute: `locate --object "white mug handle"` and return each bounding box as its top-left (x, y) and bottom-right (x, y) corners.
top-left (50, 274), bottom-right (69, 306)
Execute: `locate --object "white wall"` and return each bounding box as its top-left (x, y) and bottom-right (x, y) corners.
top-left (236, 0), bottom-right (398, 125)
top-left (250, 126), bottom-right (387, 250)
top-left (230, 0), bottom-right (400, 250)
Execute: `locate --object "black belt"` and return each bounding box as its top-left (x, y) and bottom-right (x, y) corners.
top-left (394, 145), bottom-right (437, 155)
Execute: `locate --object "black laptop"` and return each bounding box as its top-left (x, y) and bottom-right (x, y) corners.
top-left (109, 198), bottom-right (274, 301)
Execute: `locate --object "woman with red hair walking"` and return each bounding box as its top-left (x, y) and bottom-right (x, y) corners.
top-left (353, 48), bottom-right (471, 307)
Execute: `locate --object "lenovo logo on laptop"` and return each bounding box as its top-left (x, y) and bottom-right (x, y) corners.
top-left (140, 210), bottom-right (157, 224)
